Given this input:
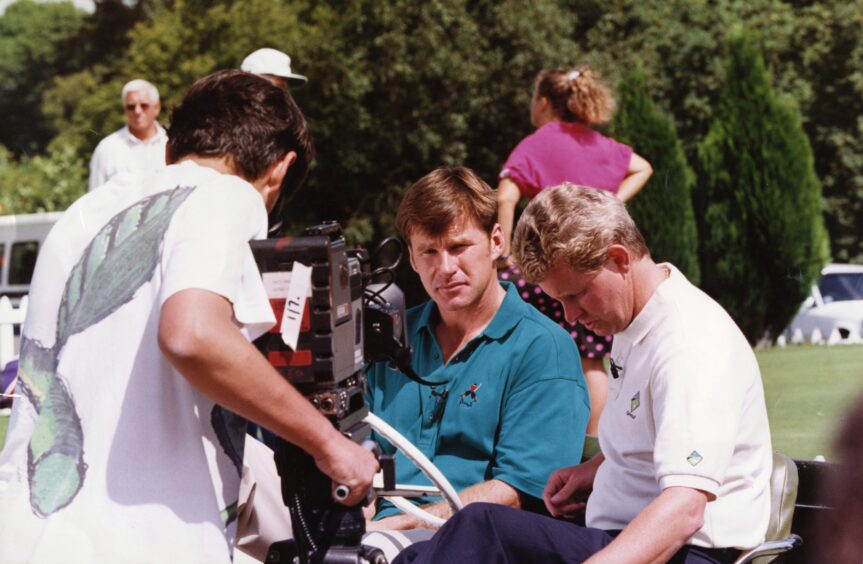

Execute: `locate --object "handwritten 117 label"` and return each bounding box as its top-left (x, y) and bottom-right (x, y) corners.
top-left (262, 263), bottom-right (312, 350)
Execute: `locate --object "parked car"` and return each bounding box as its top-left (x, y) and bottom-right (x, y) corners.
top-left (0, 212), bottom-right (62, 304)
top-left (787, 263), bottom-right (863, 343)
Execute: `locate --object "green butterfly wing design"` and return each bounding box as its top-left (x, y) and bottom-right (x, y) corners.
top-left (56, 186), bottom-right (196, 348)
top-left (25, 185), bottom-right (196, 518)
top-left (221, 501), bottom-right (239, 528)
top-left (16, 337), bottom-right (59, 412)
top-left (27, 375), bottom-right (85, 517)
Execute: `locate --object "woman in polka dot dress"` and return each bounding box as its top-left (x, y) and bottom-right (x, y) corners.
top-left (496, 65), bottom-right (653, 434)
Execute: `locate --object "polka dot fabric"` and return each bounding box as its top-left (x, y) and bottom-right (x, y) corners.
top-left (499, 264), bottom-right (612, 359)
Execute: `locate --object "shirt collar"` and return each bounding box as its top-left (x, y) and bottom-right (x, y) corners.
top-left (119, 123), bottom-right (167, 145)
top-left (617, 262), bottom-right (679, 346)
top-left (411, 281), bottom-right (525, 342)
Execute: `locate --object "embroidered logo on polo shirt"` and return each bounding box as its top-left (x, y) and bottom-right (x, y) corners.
top-left (458, 383), bottom-right (482, 407)
top-left (626, 391), bottom-right (640, 419)
top-left (687, 451), bottom-right (704, 466)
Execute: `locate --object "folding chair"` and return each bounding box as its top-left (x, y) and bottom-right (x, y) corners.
top-left (733, 452), bottom-right (803, 563)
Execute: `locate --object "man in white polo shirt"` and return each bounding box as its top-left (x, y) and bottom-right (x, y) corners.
top-left (88, 79), bottom-right (168, 190)
top-left (394, 183), bottom-right (772, 564)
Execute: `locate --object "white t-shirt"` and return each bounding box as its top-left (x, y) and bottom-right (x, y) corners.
top-left (586, 264), bottom-right (772, 549)
top-left (88, 124), bottom-right (169, 191)
top-left (0, 161), bottom-right (275, 563)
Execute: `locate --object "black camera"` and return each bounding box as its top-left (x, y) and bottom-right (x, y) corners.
top-left (251, 221), bottom-right (424, 564)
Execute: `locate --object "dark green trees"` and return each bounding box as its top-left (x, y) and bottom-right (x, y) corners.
top-left (613, 69), bottom-right (700, 284)
top-left (697, 32), bottom-right (829, 344)
top-left (0, 0), bottom-right (86, 154)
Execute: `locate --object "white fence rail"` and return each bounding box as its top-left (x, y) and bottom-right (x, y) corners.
top-left (0, 295), bottom-right (27, 370)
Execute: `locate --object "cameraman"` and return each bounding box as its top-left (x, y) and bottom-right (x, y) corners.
top-left (0, 70), bottom-right (377, 562)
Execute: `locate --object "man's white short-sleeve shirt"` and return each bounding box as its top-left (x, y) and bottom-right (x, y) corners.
top-left (586, 264), bottom-right (772, 549)
top-left (88, 124), bottom-right (169, 190)
top-left (0, 161), bottom-right (275, 562)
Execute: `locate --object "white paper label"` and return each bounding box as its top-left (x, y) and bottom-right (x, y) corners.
top-left (262, 271), bottom-right (292, 298)
top-left (279, 262), bottom-right (312, 350)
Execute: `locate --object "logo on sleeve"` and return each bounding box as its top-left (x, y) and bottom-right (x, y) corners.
top-left (626, 391), bottom-right (640, 419)
top-left (687, 451), bottom-right (704, 466)
top-left (458, 383), bottom-right (482, 407)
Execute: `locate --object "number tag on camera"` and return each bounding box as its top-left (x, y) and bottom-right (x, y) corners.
top-left (280, 262), bottom-right (312, 350)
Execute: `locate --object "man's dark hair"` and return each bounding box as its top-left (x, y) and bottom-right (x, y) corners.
top-left (167, 69), bottom-right (314, 227)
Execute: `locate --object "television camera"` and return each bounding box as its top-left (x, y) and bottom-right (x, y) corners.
top-left (251, 221), bottom-right (441, 564)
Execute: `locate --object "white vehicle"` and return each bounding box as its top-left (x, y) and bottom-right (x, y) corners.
top-left (0, 212), bottom-right (62, 302)
top-left (787, 263), bottom-right (863, 343)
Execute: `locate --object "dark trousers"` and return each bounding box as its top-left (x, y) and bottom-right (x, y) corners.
top-left (393, 503), bottom-right (741, 564)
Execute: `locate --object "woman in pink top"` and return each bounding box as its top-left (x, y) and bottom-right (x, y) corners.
top-left (497, 65), bottom-right (652, 435)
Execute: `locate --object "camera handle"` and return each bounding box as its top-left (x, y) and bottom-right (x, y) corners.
top-left (334, 440), bottom-right (382, 503)
top-left (332, 415), bottom-right (463, 528)
top-left (364, 412), bottom-right (464, 528)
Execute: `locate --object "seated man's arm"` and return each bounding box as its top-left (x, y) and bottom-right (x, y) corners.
top-left (367, 478), bottom-right (521, 531)
top-left (543, 452), bottom-right (605, 518)
top-left (490, 334), bottom-right (590, 506)
top-left (586, 486), bottom-right (709, 564)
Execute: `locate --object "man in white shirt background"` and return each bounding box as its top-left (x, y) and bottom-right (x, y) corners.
top-left (88, 78), bottom-right (168, 190)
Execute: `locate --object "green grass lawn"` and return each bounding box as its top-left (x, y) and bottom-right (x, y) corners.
top-left (1, 345), bottom-right (862, 459)
top-left (759, 344), bottom-right (863, 460)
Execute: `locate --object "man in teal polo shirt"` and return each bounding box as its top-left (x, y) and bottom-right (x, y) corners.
top-left (365, 166), bottom-right (589, 530)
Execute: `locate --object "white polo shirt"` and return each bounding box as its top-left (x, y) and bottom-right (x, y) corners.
top-left (586, 264), bottom-right (772, 549)
top-left (88, 124), bottom-right (169, 190)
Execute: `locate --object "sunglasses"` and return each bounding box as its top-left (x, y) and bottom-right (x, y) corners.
top-left (125, 103), bottom-right (151, 111)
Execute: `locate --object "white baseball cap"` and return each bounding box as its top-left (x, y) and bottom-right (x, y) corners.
top-left (241, 48), bottom-right (308, 87)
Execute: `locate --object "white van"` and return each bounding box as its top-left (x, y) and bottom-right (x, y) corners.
top-left (0, 212), bottom-right (62, 301)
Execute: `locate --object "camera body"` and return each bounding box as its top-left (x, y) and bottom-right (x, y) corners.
top-left (252, 222), bottom-right (367, 433)
top-left (250, 222), bottom-right (407, 563)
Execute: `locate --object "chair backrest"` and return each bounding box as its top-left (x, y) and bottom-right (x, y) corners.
top-left (739, 452), bottom-right (802, 564)
top-left (766, 451), bottom-right (799, 543)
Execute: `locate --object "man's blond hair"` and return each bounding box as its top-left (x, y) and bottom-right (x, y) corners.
top-left (513, 183), bottom-right (649, 283)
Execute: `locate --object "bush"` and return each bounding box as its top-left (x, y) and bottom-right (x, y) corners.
top-left (696, 31), bottom-right (829, 343)
top-left (0, 141), bottom-right (87, 215)
top-left (613, 68), bottom-right (700, 284)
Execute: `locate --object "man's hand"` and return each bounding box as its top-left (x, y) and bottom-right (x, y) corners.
top-left (315, 436), bottom-right (380, 507)
top-left (543, 454), bottom-right (604, 518)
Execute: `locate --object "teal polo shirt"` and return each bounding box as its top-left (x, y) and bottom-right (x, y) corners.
top-left (366, 281), bottom-right (589, 519)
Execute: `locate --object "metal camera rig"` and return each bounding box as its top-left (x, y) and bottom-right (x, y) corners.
top-left (251, 221), bottom-right (436, 564)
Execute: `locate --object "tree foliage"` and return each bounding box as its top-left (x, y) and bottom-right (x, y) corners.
top-left (0, 0), bottom-right (855, 334)
top-left (0, 141), bottom-right (88, 215)
top-left (0, 0), bottom-right (86, 154)
top-left (60, 0), bottom-right (578, 242)
top-left (696, 31), bottom-right (829, 343)
top-left (612, 69), bottom-right (700, 284)
top-left (569, 0), bottom-right (863, 262)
